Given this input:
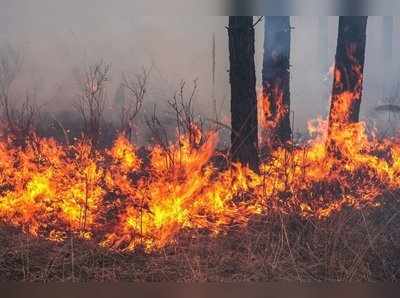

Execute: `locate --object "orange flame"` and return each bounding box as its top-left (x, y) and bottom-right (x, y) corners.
top-left (0, 118), bottom-right (399, 251)
top-left (0, 55), bottom-right (399, 252)
top-left (257, 86), bottom-right (288, 147)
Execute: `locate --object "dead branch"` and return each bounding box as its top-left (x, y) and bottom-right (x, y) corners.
top-left (0, 46), bottom-right (38, 145)
top-left (120, 67), bottom-right (151, 141)
top-left (167, 80), bottom-right (204, 147)
top-left (75, 61), bottom-right (110, 148)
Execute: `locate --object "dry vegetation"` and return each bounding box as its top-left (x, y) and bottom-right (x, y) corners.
top-left (1, 198), bottom-right (400, 282)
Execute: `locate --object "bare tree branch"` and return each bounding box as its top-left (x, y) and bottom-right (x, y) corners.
top-left (75, 60), bottom-right (110, 148)
top-left (0, 45), bottom-right (38, 145)
top-left (120, 66), bottom-right (151, 141)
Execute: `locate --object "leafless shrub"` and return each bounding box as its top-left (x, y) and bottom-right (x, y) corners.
top-left (144, 103), bottom-right (170, 151)
top-left (145, 80), bottom-right (205, 149)
top-left (12, 95), bottom-right (38, 144)
top-left (120, 67), bottom-right (150, 141)
top-left (75, 61), bottom-right (110, 148)
top-left (167, 80), bottom-right (205, 147)
top-left (0, 46), bottom-right (38, 145)
top-left (143, 80), bottom-right (207, 171)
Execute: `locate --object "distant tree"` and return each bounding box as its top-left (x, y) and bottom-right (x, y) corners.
top-left (211, 33), bottom-right (217, 122)
top-left (0, 46), bottom-right (21, 131)
top-left (373, 17), bottom-right (399, 136)
top-left (262, 17), bottom-right (292, 149)
top-left (228, 16), bottom-right (259, 171)
top-left (317, 17), bottom-right (330, 115)
top-left (328, 17), bottom-right (368, 130)
top-left (318, 16), bottom-right (329, 77)
top-left (383, 16), bottom-right (394, 99)
top-left (114, 82), bottom-right (126, 107)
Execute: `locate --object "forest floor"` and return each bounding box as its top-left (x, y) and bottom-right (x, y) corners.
top-left (1, 194), bottom-right (400, 282)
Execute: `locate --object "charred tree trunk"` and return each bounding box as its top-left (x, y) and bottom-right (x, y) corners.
top-left (328, 17), bottom-right (368, 130)
top-left (228, 16), bottom-right (260, 172)
top-left (262, 16), bottom-right (292, 150)
top-left (383, 16), bottom-right (393, 99)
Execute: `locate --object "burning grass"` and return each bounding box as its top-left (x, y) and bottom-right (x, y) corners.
top-left (1, 67), bottom-right (400, 279)
top-left (0, 116), bottom-right (400, 281)
top-left (0, 115), bottom-right (399, 254)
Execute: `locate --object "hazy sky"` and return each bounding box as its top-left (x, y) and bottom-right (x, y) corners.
top-left (1, 1), bottom-right (399, 133)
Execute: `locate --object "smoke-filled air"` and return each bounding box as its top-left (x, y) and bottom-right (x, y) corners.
top-left (1, 2), bottom-right (400, 282)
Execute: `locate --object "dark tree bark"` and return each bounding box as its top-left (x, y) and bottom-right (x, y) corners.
top-left (328, 17), bottom-right (368, 129)
top-left (228, 16), bottom-right (259, 171)
top-left (383, 16), bottom-right (393, 99)
top-left (262, 16), bottom-right (292, 149)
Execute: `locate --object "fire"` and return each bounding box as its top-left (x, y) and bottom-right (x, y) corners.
top-left (1, 84), bottom-right (400, 251)
top-left (329, 45), bottom-right (364, 129)
top-left (0, 117), bottom-right (399, 252)
top-left (258, 86), bottom-right (287, 132)
top-left (257, 86), bottom-right (289, 147)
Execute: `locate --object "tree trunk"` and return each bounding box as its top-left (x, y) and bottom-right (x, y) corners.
top-left (262, 16), bottom-right (292, 149)
top-left (328, 16), bottom-right (368, 130)
top-left (383, 16), bottom-right (393, 99)
top-left (228, 16), bottom-right (259, 172)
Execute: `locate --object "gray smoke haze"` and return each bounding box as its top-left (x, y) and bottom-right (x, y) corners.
top-left (1, 1), bottom-right (399, 136)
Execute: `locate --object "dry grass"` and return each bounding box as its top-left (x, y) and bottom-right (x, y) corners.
top-left (1, 194), bottom-right (400, 282)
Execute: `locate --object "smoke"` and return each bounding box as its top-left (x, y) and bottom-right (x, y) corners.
top-left (0, 2), bottom-right (399, 135)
